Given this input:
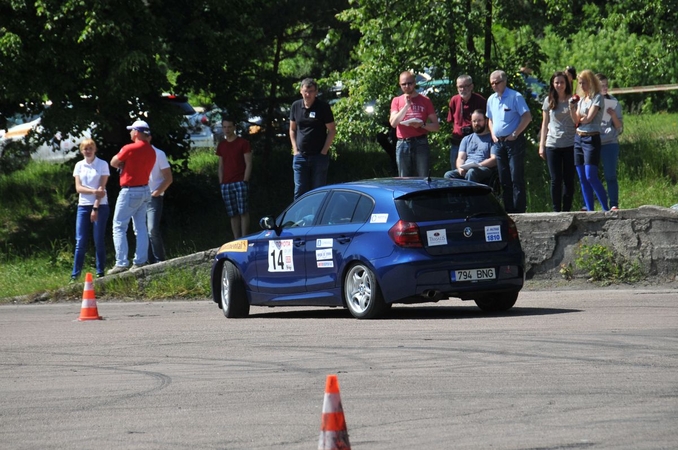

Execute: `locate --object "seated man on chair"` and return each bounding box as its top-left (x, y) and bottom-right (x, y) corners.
top-left (444, 109), bottom-right (497, 185)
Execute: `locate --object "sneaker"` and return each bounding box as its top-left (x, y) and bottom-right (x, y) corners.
top-left (96, 273), bottom-right (105, 278)
top-left (107, 265), bottom-right (129, 275)
top-left (130, 263), bottom-right (147, 272)
top-left (610, 206), bottom-right (619, 211)
top-left (580, 206), bottom-right (588, 211)
top-left (69, 276), bottom-right (77, 284)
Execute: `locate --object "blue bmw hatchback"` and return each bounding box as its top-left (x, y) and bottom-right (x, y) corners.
top-left (211, 178), bottom-right (525, 319)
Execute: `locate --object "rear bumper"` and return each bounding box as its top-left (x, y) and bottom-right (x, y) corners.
top-left (374, 251), bottom-right (525, 303)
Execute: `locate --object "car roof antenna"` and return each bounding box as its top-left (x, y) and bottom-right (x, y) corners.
top-left (426, 170), bottom-right (432, 184)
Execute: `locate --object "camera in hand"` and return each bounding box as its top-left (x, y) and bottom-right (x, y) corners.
top-left (569, 94), bottom-right (580, 104)
top-left (462, 126), bottom-right (473, 136)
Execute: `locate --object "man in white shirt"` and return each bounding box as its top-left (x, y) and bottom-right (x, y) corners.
top-left (147, 144), bottom-right (173, 263)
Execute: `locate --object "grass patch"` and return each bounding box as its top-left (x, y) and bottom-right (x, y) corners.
top-left (142, 266), bottom-right (211, 299)
top-left (575, 240), bottom-right (645, 286)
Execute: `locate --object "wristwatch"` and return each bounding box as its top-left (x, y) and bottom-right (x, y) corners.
top-left (511, 131), bottom-right (517, 138)
top-left (92, 207), bottom-right (98, 211)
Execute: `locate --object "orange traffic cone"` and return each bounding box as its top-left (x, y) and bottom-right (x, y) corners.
top-left (78, 272), bottom-right (102, 321)
top-left (318, 374), bottom-right (351, 450)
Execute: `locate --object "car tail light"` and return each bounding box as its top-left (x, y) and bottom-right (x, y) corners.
top-left (388, 220), bottom-right (423, 248)
top-left (507, 217), bottom-right (520, 241)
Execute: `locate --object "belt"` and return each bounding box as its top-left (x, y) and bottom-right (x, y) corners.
top-left (576, 130), bottom-right (600, 136)
top-left (121, 184), bottom-right (148, 189)
top-left (398, 135), bottom-right (428, 143)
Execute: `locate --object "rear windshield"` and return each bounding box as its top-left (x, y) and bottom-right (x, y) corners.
top-left (395, 188), bottom-right (505, 222)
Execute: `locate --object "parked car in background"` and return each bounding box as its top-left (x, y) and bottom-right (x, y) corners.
top-left (211, 177), bottom-right (525, 319)
top-left (0, 111), bottom-right (90, 163)
top-left (161, 95), bottom-right (213, 148)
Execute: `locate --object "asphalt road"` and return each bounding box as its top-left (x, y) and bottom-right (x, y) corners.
top-left (1, 289), bottom-right (677, 450)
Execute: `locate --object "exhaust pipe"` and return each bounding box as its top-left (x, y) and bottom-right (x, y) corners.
top-left (422, 290), bottom-right (440, 299)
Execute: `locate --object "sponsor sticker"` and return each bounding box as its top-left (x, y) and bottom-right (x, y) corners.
top-left (370, 213), bottom-right (388, 223)
top-left (316, 238), bottom-right (333, 248)
top-left (220, 240), bottom-right (248, 252)
top-left (485, 225), bottom-right (502, 242)
top-left (316, 249), bottom-right (333, 261)
top-left (268, 240), bottom-right (294, 272)
top-left (317, 260), bottom-right (334, 268)
top-left (426, 229), bottom-right (447, 246)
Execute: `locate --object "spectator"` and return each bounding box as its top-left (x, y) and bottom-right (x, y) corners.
top-left (486, 70), bottom-right (532, 213)
top-left (569, 69), bottom-right (609, 211)
top-left (217, 118), bottom-right (252, 239)
top-left (539, 71), bottom-right (576, 212)
top-left (70, 139), bottom-right (109, 282)
top-left (565, 66), bottom-right (577, 92)
top-left (289, 78), bottom-right (336, 199)
top-left (147, 141), bottom-right (173, 263)
top-left (389, 71), bottom-right (440, 177)
top-left (444, 109), bottom-right (496, 184)
top-left (107, 120), bottom-right (156, 275)
top-left (597, 73), bottom-right (623, 211)
top-left (446, 75), bottom-right (487, 169)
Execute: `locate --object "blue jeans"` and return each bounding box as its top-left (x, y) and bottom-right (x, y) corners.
top-left (492, 135), bottom-right (526, 213)
top-left (71, 204), bottom-right (110, 278)
top-left (444, 166), bottom-right (495, 184)
top-left (396, 136), bottom-right (430, 177)
top-left (112, 186), bottom-right (151, 267)
top-left (600, 142), bottom-right (619, 208)
top-left (449, 143), bottom-right (460, 171)
top-left (575, 134), bottom-right (609, 211)
top-left (293, 153), bottom-right (330, 199)
top-left (147, 195), bottom-right (166, 263)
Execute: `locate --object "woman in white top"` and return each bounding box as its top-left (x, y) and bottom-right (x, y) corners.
top-left (71, 139), bottom-right (110, 281)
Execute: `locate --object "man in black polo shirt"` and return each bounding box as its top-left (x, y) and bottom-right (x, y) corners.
top-left (289, 78), bottom-right (336, 199)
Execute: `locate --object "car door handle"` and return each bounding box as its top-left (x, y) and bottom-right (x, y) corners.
top-left (337, 236), bottom-right (351, 244)
top-left (294, 240), bottom-right (305, 247)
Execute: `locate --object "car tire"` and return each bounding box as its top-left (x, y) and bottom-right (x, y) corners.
top-left (343, 263), bottom-right (387, 319)
top-left (474, 292), bottom-right (519, 312)
top-left (221, 261), bottom-right (250, 318)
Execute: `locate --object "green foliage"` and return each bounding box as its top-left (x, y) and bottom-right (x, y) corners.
top-left (575, 241), bottom-right (644, 285)
top-left (538, 16), bottom-right (678, 112)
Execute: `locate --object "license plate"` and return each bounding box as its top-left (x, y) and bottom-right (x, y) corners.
top-left (451, 268), bottom-right (496, 282)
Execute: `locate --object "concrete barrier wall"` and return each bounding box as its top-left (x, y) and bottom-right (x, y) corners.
top-left (513, 206), bottom-right (678, 280)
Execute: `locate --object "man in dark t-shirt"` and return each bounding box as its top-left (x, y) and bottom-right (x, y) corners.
top-left (289, 78), bottom-right (336, 199)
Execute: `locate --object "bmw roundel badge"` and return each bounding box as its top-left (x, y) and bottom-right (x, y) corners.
top-left (463, 227), bottom-right (473, 238)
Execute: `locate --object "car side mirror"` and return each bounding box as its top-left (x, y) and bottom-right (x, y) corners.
top-left (259, 216), bottom-right (281, 235)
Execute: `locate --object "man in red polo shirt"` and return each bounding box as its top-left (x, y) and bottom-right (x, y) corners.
top-left (107, 120), bottom-right (156, 275)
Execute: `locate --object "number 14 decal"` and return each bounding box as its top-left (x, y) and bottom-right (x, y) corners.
top-left (268, 240), bottom-right (294, 272)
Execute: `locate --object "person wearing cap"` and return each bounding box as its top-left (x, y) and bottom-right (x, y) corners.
top-left (107, 120), bottom-right (156, 275)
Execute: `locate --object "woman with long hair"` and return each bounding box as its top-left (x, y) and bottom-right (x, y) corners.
top-left (569, 69), bottom-right (609, 211)
top-left (71, 139), bottom-right (110, 281)
top-left (539, 71), bottom-right (576, 211)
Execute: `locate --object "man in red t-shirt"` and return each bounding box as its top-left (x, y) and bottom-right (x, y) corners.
top-left (107, 120), bottom-right (156, 275)
top-left (447, 74), bottom-right (487, 171)
top-left (216, 118), bottom-right (252, 239)
top-left (389, 71), bottom-right (440, 177)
